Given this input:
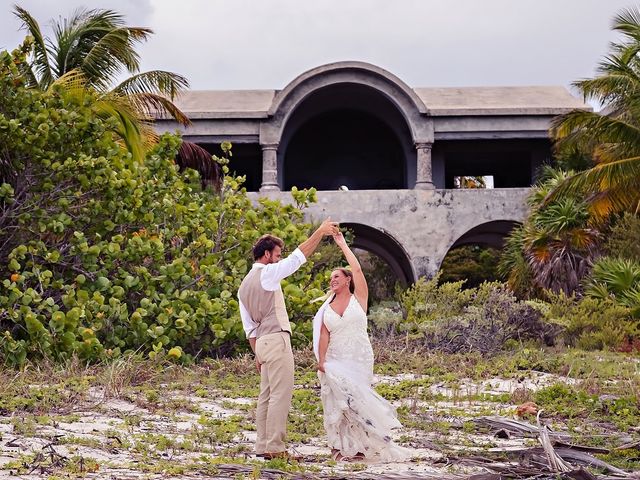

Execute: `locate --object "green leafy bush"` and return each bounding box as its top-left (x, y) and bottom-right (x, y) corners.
top-left (584, 257), bottom-right (640, 317)
top-left (541, 292), bottom-right (636, 350)
top-left (439, 245), bottom-right (501, 288)
top-left (604, 213), bottom-right (640, 262)
top-left (398, 277), bottom-right (553, 354)
top-left (0, 45), bottom-right (331, 366)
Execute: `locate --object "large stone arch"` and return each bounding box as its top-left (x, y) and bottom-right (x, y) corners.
top-left (263, 61), bottom-right (431, 144)
top-left (449, 220), bottom-right (521, 249)
top-left (258, 62), bottom-right (435, 191)
top-left (280, 86), bottom-right (413, 189)
top-left (341, 222), bottom-right (416, 285)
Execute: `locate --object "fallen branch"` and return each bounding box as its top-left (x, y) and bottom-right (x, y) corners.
top-left (537, 409), bottom-right (573, 472)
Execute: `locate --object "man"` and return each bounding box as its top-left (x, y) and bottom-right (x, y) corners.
top-left (238, 218), bottom-right (338, 460)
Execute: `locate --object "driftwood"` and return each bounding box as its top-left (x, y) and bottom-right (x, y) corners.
top-left (474, 415), bottom-right (566, 439)
top-left (466, 414), bottom-right (634, 479)
top-left (537, 409), bottom-right (572, 472)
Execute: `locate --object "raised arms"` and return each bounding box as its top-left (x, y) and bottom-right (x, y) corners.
top-left (333, 231), bottom-right (368, 310)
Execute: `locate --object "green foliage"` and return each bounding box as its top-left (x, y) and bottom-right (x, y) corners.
top-left (548, 7), bottom-right (640, 220)
top-left (355, 250), bottom-right (400, 305)
top-left (398, 277), bottom-right (553, 354)
top-left (0, 46), bottom-right (331, 366)
top-left (499, 168), bottom-right (599, 297)
top-left (368, 300), bottom-right (404, 339)
top-left (13, 6), bottom-right (190, 162)
top-left (604, 213), bottom-right (640, 262)
top-left (584, 257), bottom-right (640, 317)
top-left (439, 245), bottom-right (501, 288)
top-left (541, 292), bottom-right (635, 349)
top-left (552, 144), bottom-right (593, 172)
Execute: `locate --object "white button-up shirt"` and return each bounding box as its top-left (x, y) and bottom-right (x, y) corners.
top-left (238, 248), bottom-right (307, 338)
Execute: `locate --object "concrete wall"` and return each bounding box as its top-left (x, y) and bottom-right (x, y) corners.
top-left (249, 188), bottom-right (530, 280)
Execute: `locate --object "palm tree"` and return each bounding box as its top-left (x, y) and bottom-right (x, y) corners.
top-left (549, 7), bottom-right (640, 220)
top-left (13, 6), bottom-right (222, 189)
top-left (176, 141), bottom-right (223, 192)
top-left (500, 168), bottom-right (600, 296)
top-left (13, 5), bottom-right (190, 162)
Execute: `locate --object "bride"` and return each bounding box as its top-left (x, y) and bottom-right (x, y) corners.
top-left (312, 231), bottom-right (410, 462)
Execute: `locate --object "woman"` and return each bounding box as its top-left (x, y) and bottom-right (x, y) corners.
top-left (312, 231), bottom-right (410, 462)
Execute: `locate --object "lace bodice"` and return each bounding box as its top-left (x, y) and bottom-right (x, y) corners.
top-left (323, 295), bottom-right (374, 376)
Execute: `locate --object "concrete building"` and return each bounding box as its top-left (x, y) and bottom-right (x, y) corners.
top-left (155, 61), bottom-right (588, 282)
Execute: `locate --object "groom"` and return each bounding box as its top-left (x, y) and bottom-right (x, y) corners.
top-left (238, 218), bottom-right (338, 460)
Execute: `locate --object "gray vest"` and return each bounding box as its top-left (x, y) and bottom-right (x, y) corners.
top-left (238, 267), bottom-right (291, 338)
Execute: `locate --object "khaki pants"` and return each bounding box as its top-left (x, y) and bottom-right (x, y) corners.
top-left (254, 331), bottom-right (294, 454)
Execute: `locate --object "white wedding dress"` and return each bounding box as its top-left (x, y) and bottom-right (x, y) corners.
top-left (318, 295), bottom-right (410, 462)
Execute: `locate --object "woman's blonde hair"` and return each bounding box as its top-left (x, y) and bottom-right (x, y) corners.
top-left (310, 267), bottom-right (354, 303)
top-left (334, 267), bottom-right (355, 294)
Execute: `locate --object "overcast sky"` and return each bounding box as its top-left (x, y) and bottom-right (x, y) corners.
top-left (0, 0), bottom-right (635, 96)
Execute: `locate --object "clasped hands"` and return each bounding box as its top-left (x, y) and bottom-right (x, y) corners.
top-left (319, 218), bottom-right (345, 245)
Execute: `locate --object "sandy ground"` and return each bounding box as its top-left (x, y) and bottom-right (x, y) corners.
top-left (0, 370), bottom-right (630, 479)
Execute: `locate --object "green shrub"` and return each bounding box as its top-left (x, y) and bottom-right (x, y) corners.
top-left (439, 245), bottom-right (501, 288)
top-left (398, 277), bottom-right (553, 354)
top-left (604, 213), bottom-right (640, 262)
top-left (0, 45), bottom-right (333, 366)
top-left (542, 292), bottom-right (635, 350)
top-left (584, 256), bottom-right (640, 317)
top-left (368, 300), bottom-right (404, 339)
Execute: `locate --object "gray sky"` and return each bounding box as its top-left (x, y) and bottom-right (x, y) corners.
top-left (0, 0), bottom-right (635, 95)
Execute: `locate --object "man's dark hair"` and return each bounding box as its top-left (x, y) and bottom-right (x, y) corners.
top-left (253, 234), bottom-right (284, 260)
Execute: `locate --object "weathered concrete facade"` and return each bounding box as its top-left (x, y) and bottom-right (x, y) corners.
top-left (155, 62), bottom-right (588, 280)
top-left (252, 189), bottom-right (529, 281)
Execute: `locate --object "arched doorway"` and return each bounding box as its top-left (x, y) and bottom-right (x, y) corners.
top-left (284, 108), bottom-right (406, 190)
top-left (439, 220), bottom-right (520, 287)
top-left (262, 62), bottom-right (432, 191)
top-left (341, 222), bottom-right (415, 286)
top-left (449, 220), bottom-right (520, 249)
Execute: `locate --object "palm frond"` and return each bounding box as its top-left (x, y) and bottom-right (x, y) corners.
top-left (13, 5), bottom-right (54, 88)
top-left (48, 8), bottom-right (151, 86)
top-left (11, 6), bottom-right (191, 163)
top-left (176, 141), bottom-right (223, 191)
top-left (82, 26), bottom-right (153, 89)
top-left (613, 7), bottom-right (640, 41)
top-left (545, 155), bottom-right (640, 220)
top-left (528, 167), bottom-right (574, 206)
top-left (548, 155), bottom-right (640, 196)
top-left (114, 71), bottom-right (189, 100)
top-left (48, 68), bottom-right (87, 94)
top-left (96, 97), bottom-right (150, 163)
top-left (551, 109), bottom-right (640, 160)
top-left (114, 71), bottom-right (190, 125)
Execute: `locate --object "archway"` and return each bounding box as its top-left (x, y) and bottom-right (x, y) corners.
top-left (341, 222), bottom-right (415, 286)
top-left (449, 220), bottom-right (520, 250)
top-left (262, 61), bottom-right (433, 191)
top-left (439, 220), bottom-right (520, 287)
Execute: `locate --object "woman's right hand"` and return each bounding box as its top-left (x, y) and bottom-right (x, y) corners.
top-left (317, 362), bottom-right (325, 373)
top-left (333, 231), bottom-right (347, 247)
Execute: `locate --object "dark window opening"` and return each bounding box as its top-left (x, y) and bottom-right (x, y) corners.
top-left (202, 143), bottom-right (262, 192)
top-left (284, 109), bottom-right (406, 191)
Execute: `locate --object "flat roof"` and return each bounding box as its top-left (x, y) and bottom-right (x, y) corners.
top-left (415, 86), bottom-right (587, 115)
top-left (168, 85), bottom-right (587, 119)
